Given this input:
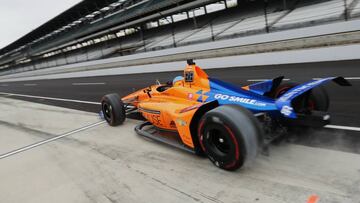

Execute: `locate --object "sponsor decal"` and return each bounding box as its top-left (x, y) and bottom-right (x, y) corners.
top-left (279, 79), bottom-right (325, 102)
top-left (280, 105), bottom-right (294, 116)
top-left (151, 114), bottom-right (162, 126)
top-left (214, 94), bottom-right (266, 106)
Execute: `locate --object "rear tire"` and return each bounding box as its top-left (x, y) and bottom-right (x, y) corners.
top-left (272, 82), bottom-right (299, 99)
top-left (308, 86), bottom-right (329, 111)
top-left (101, 94), bottom-right (126, 126)
top-left (273, 82), bottom-right (330, 112)
top-left (198, 105), bottom-right (263, 171)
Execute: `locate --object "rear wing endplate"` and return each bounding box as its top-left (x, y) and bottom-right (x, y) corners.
top-left (275, 77), bottom-right (351, 118)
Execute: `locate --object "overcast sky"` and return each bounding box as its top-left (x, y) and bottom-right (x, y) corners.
top-left (0, 0), bottom-right (82, 49)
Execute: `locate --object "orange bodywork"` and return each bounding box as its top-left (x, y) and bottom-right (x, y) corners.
top-left (122, 64), bottom-right (211, 148)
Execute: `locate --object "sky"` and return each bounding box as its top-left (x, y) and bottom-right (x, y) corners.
top-left (0, 0), bottom-right (82, 49)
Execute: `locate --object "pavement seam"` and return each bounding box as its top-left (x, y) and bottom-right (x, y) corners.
top-left (0, 121), bottom-right (105, 160)
top-left (0, 120), bottom-right (54, 137)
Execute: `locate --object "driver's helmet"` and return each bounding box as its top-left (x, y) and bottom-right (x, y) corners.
top-left (173, 76), bottom-right (184, 85)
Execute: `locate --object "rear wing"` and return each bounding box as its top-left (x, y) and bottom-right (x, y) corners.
top-left (275, 77), bottom-right (351, 118)
top-left (243, 76), bottom-right (284, 96)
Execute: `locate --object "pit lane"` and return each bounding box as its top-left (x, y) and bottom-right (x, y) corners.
top-left (0, 96), bottom-right (359, 203)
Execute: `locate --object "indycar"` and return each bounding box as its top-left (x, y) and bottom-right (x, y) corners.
top-left (101, 60), bottom-right (351, 171)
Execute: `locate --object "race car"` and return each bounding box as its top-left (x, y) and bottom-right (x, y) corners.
top-left (101, 60), bottom-right (351, 171)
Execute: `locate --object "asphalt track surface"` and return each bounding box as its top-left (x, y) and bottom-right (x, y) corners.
top-left (0, 59), bottom-right (360, 154)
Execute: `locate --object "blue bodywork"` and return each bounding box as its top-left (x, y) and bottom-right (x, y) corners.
top-left (203, 78), bottom-right (277, 113)
top-left (198, 77), bottom-right (350, 119)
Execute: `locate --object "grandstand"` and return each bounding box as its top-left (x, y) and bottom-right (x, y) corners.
top-left (0, 0), bottom-right (359, 76)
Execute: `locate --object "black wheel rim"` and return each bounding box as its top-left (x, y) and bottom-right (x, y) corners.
top-left (206, 126), bottom-right (231, 156)
top-left (102, 103), bottom-right (112, 121)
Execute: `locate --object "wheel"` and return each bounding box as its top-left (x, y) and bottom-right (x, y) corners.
top-left (273, 82), bottom-right (329, 112)
top-left (272, 82), bottom-right (299, 99)
top-left (101, 93), bottom-right (126, 126)
top-left (198, 105), bottom-right (263, 171)
top-left (308, 86), bottom-right (329, 111)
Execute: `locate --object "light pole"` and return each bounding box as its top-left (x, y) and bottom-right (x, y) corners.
top-left (344, 0), bottom-right (348, 21)
top-left (264, 0), bottom-right (269, 33)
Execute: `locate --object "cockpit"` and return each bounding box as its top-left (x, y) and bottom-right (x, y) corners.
top-left (155, 59), bottom-right (208, 92)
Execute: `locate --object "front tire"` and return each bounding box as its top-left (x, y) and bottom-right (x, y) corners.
top-left (198, 105), bottom-right (263, 171)
top-left (101, 94), bottom-right (126, 126)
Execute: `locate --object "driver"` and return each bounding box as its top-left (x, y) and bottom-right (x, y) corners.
top-left (173, 76), bottom-right (184, 86)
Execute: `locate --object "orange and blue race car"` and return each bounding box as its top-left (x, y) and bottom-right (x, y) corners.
top-left (101, 60), bottom-right (351, 171)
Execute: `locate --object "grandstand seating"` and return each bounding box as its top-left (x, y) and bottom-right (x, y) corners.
top-left (350, 0), bottom-right (360, 17)
top-left (273, 0), bottom-right (347, 28)
top-left (1, 0), bottom-right (359, 75)
top-left (138, 2), bottom-right (286, 50)
top-left (138, 0), bottom-right (354, 51)
top-left (216, 11), bottom-right (288, 38)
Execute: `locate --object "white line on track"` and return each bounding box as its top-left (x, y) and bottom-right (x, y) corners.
top-left (247, 79), bottom-right (290, 82)
top-left (325, 125), bottom-right (360, 132)
top-left (0, 84), bottom-right (9, 87)
top-left (344, 77), bottom-right (360, 80)
top-left (24, 84), bottom-right (38, 86)
top-left (313, 77), bottom-right (360, 80)
top-left (72, 82), bottom-right (106, 86)
top-left (0, 92), bottom-right (101, 105)
top-left (0, 121), bottom-right (106, 159)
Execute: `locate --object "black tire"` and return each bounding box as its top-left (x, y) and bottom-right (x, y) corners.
top-left (308, 86), bottom-right (329, 111)
top-left (272, 82), bottom-right (299, 99)
top-left (198, 105), bottom-right (263, 171)
top-left (101, 94), bottom-right (126, 126)
top-left (273, 82), bottom-right (330, 112)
